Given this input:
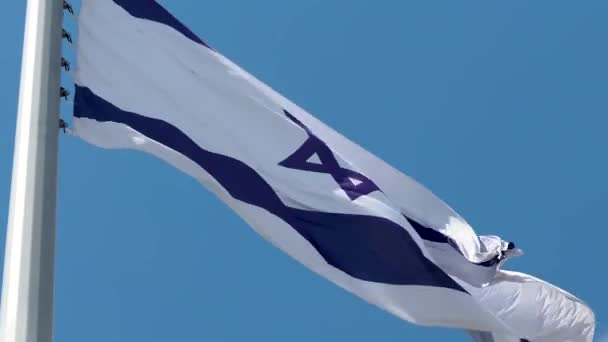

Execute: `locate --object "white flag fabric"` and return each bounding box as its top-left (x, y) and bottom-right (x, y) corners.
top-left (71, 1), bottom-right (595, 341)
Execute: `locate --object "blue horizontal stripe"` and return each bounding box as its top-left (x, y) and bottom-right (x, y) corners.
top-left (405, 217), bottom-right (449, 243)
top-left (74, 85), bottom-right (466, 292)
top-left (112, 0), bottom-right (212, 49)
top-left (407, 217), bottom-right (501, 268)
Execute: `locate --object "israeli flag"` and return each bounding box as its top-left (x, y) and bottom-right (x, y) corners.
top-left (71, 1), bottom-right (595, 341)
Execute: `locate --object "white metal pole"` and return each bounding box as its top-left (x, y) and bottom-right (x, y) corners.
top-left (0, 0), bottom-right (64, 341)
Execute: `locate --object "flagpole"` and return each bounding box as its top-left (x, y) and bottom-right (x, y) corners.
top-left (0, 0), bottom-right (64, 341)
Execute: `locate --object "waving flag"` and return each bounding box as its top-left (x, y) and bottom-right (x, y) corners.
top-left (71, 1), bottom-right (595, 340)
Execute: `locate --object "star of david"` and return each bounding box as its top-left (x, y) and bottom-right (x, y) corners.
top-left (279, 109), bottom-right (380, 201)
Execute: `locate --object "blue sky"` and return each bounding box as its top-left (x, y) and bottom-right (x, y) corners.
top-left (1, 0), bottom-right (606, 341)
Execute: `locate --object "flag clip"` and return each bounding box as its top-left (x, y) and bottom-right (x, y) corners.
top-left (63, 0), bottom-right (74, 16)
top-left (59, 119), bottom-right (69, 133)
top-left (60, 87), bottom-right (70, 101)
top-left (61, 57), bottom-right (70, 71)
top-left (62, 29), bottom-right (72, 44)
